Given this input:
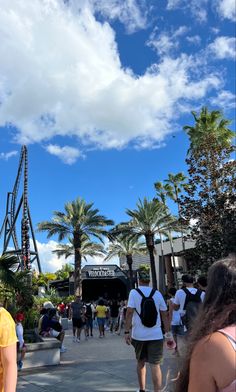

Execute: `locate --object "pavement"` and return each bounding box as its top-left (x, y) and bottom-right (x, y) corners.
top-left (17, 324), bottom-right (181, 392)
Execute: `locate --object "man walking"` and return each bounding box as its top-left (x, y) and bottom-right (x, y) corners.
top-left (124, 267), bottom-right (173, 392)
top-left (69, 296), bottom-right (84, 342)
top-left (171, 274), bottom-right (205, 331)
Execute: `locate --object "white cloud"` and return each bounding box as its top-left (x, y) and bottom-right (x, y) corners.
top-left (90, 0), bottom-right (149, 33)
top-left (217, 0), bottom-right (236, 21)
top-left (209, 36), bottom-right (236, 59)
top-left (210, 90), bottom-right (236, 110)
top-left (45, 144), bottom-right (83, 164)
top-left (148, 26), bottom-right (189, 56)
top-left (0, 1), bottom-right (222, 152)
top-left (0, 150), bottom-right (18, 160)
top-left (166, 0), bottom-right (208, 22)
top-left (186, 35), bottom-right (201, 45)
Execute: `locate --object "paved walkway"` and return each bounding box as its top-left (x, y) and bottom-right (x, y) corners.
top-left (17, 325), bottom-right (181, 392)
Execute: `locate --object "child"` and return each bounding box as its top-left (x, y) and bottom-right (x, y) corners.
top-left (15, 313), bottom-right (26, 370)
top-left (167, 288), bottom-right (185, 355)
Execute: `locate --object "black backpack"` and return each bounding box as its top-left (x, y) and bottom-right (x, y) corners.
top-left (135, 288), bottom-right (158, 328)
top-left (85, 304), bottom-right (92, 318)
top-left (181, 288), bottom-right (202, 330)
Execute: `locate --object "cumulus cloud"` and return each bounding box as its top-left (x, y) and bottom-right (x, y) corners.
top-left (209, 36), bottom-right (236, 59)
top-left (210, 90), bottom-right (236, 110)
top-left (0, 0), bottom-right (222, 153)
top-left (217, 0), bottom-right (236, 21)
top-left (0, 150), bottom-right (18, 160)
top-left (45, 144), bottom-right (83, 164)
top-left (34, 238), bottom-right (119, 273)
top-left (166, 0), bottom-right (208, 22)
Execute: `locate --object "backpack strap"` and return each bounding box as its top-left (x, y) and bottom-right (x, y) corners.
top-left (148, 288), bottom-right (156, 298)
top-left (182, 287), bottom-right (191, 310)
top-left (135, 288), bottom-right (146, 298)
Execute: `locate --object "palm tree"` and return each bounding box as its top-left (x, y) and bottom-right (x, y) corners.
top-left (164, 172), bottom-right (188, 255)
top-left (53, 235), bottom-right (105, 262)
top-left (112, 198), bottom-right (178, 290)
top-left (184, 108), bottom-right (233, 151)
top-left (105, 236), bottom-right (147, 290)
top-left (154, 182), bottom-right (180, 287)
top-left (38, 197), bottom-right (114, 295)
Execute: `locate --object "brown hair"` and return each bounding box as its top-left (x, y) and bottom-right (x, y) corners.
top-left (175, 255), bottom-right (236, 392)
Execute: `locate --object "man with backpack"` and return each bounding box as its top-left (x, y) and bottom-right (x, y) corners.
top-left (172, 274), bottom-right (205, 332)
top-left (84, 301), bottom-right (95, 338)
top-left (124, 267), bottom-right (173, 392)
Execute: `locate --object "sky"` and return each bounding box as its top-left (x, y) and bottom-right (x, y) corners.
top-left (0, 0), bottom-right (235, 272)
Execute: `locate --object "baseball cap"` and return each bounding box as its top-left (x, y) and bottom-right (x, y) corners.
top-left (16, 313), bottom-right (24, 322)
top-left (43, 301), bottom-right (54, 309)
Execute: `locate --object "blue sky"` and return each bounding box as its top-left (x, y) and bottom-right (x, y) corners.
top-left (0, 0), bottom-right (235, 272)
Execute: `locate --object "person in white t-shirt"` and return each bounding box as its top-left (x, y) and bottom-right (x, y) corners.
top-left (167, 287), bottom-right (184, 355)
top-left (124, 268), bottom-right (172, 392)
top-left (171, 274), bottom-right (205, 331)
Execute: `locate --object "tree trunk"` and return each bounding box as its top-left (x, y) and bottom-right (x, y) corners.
top-left (168, 232), bottom-right (178, 288)
top-left (159, 233), bottom-right (166, 294)
top-left (145, 233), bottom-right (157, 290)
top-left (164, 255), bottom-right (175, 288)
top-left (73, 233), bottom-right (82, 296)
top-left (126, 254), bottom-right (134, 291)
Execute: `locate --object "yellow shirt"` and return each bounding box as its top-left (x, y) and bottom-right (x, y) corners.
top-left (0, 308), bottom-right (18, 392)
top-left (96, 305), bottom-right (107, 318)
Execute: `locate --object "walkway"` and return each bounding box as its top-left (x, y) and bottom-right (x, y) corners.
top-left (17, 324), bottom-right (181, 392)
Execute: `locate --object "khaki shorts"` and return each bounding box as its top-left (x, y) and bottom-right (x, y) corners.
top-left (131, 338), bottom-right (163, 364)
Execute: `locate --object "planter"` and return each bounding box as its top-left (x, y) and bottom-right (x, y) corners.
top-left (23, 330), bottom-right (61, 369)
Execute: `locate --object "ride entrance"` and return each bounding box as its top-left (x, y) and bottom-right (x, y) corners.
top-left (81, 265), bottom-right (130, 301)
top-left (0, 146), bottom-right (41, 272)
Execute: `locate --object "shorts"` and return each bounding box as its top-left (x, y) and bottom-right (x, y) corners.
top-left (72, 318), bottom-right (84, 329)
top-left (85, 317), bottom-right (93, 329)
top-left (171, 325), bottom-right (185, 336)
top-left (97, 317), bottom-right (106, 326)
top-left (49, 329), bottom-right (60, 338)
top-left (131, 339), bottom-right (163, 365)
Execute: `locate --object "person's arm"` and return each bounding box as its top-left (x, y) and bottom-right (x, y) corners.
top-left (124, 307), bottom-right (134, 345)
top-left (1, 343), bottom-right (17, 392)
top-left (160, 310), bottom-right (171, 334)
top-left (172, 290), bottom-right (181, 310)
top-left (16, 324), bottom-right (24, 348)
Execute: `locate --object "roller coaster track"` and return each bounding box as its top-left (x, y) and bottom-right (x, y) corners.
top-left (0, 146), bottom-right (41, 272)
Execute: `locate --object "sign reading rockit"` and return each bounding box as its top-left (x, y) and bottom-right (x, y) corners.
top-left (87, 267), bottom-right (115, 278)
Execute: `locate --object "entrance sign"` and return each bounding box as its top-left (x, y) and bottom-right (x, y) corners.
top-left (87, 267), bottom-right (115, 278)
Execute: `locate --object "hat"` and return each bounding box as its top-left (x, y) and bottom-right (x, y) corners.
top-left (43, 301), bottom-right (54, 309)
top-left (16, 313), bottom-right (24, 322)
top-left (138, 269), bottom-right (150, 282)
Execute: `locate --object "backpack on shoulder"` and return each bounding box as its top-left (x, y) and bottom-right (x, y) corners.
top-left (85, 304), bottom-right (92, 318)
top-left (181, 288), bottom-right (202, 330)
top-left (135, 288), bottom-right (158, 328)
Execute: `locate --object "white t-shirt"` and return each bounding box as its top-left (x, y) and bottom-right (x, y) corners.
top-left (170, 298), bottom-right (182, 326)
top-left (16, 323), bottom-right (24, 348)
top-left (127, 286), bottom-right (167, 341)
top-left (174, 287), bottom-right (205, 316)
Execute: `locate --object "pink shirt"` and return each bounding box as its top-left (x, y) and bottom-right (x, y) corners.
top-left (218, 325), bottom-right (236, 392)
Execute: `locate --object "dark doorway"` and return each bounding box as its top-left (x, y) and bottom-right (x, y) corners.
top-left (82, 278), bottom-right (128, 301)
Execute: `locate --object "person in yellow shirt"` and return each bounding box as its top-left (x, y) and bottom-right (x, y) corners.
top-left (0, 307), bottom-right (18, 392)
top-left (95, 299), bottom-right (107, 338)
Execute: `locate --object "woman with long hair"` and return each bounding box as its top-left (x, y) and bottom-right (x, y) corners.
top-left (175, 255), bottom-right (236, 392)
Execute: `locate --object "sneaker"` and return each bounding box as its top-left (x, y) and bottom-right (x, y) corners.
top-left (60, 347), bottom-right (66, 353)
top-left (73, 336), bottom-right (76, 342)
top-left (76, 338), bottom-right (80, 343)
top-left (17, 360), bottom-right (23, 371)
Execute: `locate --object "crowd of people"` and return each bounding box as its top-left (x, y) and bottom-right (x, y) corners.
top-left (0, 254), bottom-right (235, 392)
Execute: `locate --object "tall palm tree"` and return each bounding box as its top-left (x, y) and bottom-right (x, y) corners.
top-left (164, 172), bottom-right (188, 255)
top-left (154, 182), bottom-right (179, 287)
top-left (112, 198), bottom-right (178, 290)
top-left (105, 236), bottom-right (147, 290)
top-left (38, 197), bottom-right (114, 295)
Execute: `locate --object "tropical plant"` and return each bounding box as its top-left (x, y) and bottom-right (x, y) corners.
top-left (38, 197), bottom-right (114, 295)
top-left (112, 198), bottom-right (179, 289)
top-left (181, 107), bottom-right (236, 268)
top-left (105, 236), bottom-right (147, 290)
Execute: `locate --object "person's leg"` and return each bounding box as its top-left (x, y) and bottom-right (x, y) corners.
top-left (72, 319), bottom-right (76, 340)
top-left (137, 360), bottom-right (146, 391)
top-left (89, 318), bottom-right (93, 336)
top-left (102, 318), bottom-right (105, 336)
top-left (150, 364), bottom-right (162, 392)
